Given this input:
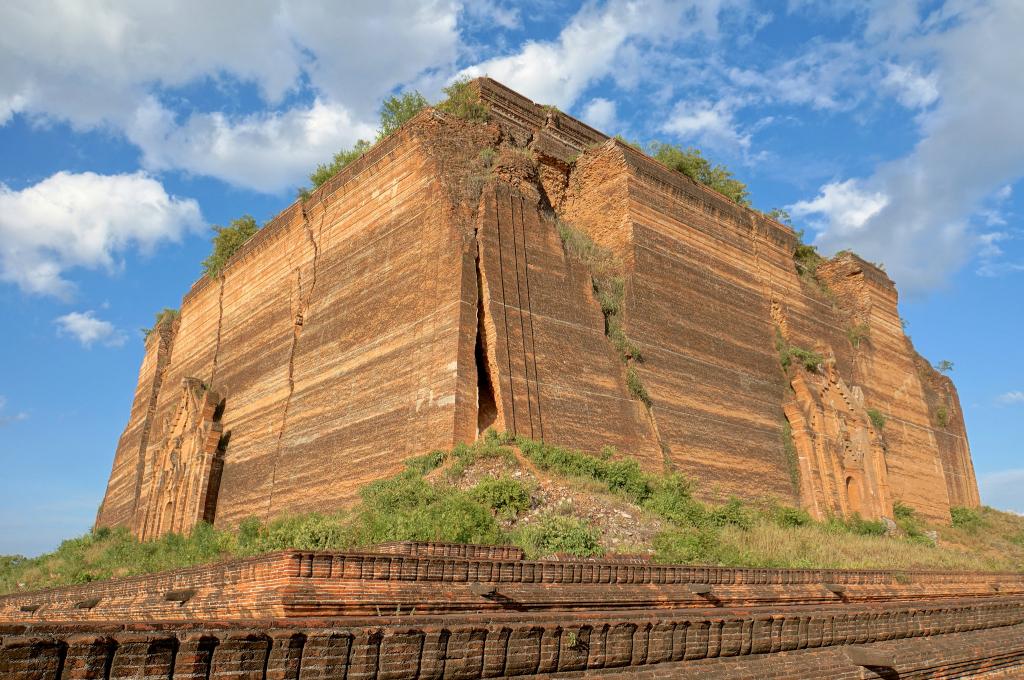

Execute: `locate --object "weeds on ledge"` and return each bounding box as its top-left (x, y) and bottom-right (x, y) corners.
top-left (202, 215), bottom-right (260, 278)
top-left (557, 220), bottom-right (650, 404)
top-left (776, 330), bottom-right (824, 373)
top-left (141, 307), bottom-right (179, 340)
top-left (867, 408), bottom-right (886, 430)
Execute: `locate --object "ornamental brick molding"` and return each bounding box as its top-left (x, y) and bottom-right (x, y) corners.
top-left (2, 543), bottom-right (1023, 678)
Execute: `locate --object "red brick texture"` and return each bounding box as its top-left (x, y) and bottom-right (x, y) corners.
top-left (2, 544), bottom-right (1023, 677)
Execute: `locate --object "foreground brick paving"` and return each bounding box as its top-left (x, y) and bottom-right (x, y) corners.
top-left (3, 542), bottom-right (1023, 678)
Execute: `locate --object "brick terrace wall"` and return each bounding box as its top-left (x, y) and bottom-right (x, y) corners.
top-left (4, 599), bottom-right (1024, 678)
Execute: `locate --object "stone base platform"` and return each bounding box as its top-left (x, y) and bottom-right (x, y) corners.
top-left (2, 542), bottom-right (1023, 678)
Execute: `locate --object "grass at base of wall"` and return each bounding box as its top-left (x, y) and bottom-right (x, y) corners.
top-left (3, 432), bottom-right (1023, 594)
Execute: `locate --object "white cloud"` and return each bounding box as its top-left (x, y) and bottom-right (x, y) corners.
top-left (979, 469), bottom-right (1024, 514)
top-left (882, 63), bottom-right (939, 109)
top-left (461, 1), bottom-right (520, 30)
top-left (0, 396), bottom-right (29, 427)
top-left (0, 1), bottom-right (461, 192)
top-left (127, 98), bottom-right (375, 194)
top-left (0, 172), bottom-right (203, 297)
top-left (581, 97), bottom-right (618, 131)
top-left (55, 311), bottom-right (127, 348)
top-left (788, 1), bottom-right (1024, 292)
top-left (458, 0), bottom-right (740, 110)
top-left (662, 98), bottom-right (751, 152)
top-left (789, 179), bottom-right (889, 233)
top-left (997, 391), bottom-right (1024, 405)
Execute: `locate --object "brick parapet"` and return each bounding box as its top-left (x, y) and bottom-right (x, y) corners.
top-left (2, 547), bottom-right (1021, 625)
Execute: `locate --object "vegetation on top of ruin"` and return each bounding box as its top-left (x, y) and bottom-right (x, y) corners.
top-left (935, 359), bottom-right (955, 373)
top-left (304, 80), bottom-right (488, 197)
top-left (201, 215), bottom-right (260, 278)
top-left (377, 91), bottom-right (429, 140)
top-left (436, 77), bottom-right (490, 123)
top-left (308, 140), bottom-right (373, 191)
top-left (141, 307), bottom-right (179, 339)
top-left (649, 142), bottom-right (751, 207)
top-left (3, 431), bottom-right (1022, 595)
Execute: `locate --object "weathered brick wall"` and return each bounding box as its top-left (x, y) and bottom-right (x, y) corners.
top-left (3, 545), bottom-right (1022, 677)
top-left (95, 78), bottom-right (979, 537)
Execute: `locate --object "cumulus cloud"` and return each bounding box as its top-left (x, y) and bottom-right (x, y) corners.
top-left (0, 172), bottom-right (203, 297)
top-left (581, 97), bottom-right (618, 131)
top-left (0, 396), bottom-right (28, 427)
top-left (979, 469), bottom-right (1024, 514)
top-left (0, 1), bottom-right (460, 192)
top-left (997, 391), bottom-right (1024, 405)
top-left (55, 311), bottom-right (127, 348)
top-left (882, 63), bottom-right (939, 109)
top-left (458, 0), bottom-right (741, 110)
top-left (662, 98), bottom-right (752, 152)
top-left (788, 1), bottom-right (1024, 292)
top-left (127, 98), bottom-right (375, 193)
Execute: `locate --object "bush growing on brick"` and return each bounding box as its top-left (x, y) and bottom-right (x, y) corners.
top-left (202, 215), bottom-right (260, 277)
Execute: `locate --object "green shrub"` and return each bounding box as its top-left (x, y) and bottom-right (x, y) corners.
top-left (771, 505), bottom-right (813, 528)
top-left (708, 499), bottom-right (755, 531)
top-left (202, 215), bottom-right (260, 277)
top-left (645, 475), bottom-right (704, 525)
top-left (794, 242), bottom-right (824, 277)
top-left (309, 139), bottom-right (373, 189)
top-left (650, 142), bottom-right (750, 206)
top-left (780, 422), bottom-right (800, 492)
top-left (519, 439), bottom-right (651, 505)
top-left (625, 366), bottom-right (652, 406)
top-left (893, 501), bottom-right (915, 521)
top-left (404, 450), bottom-right (447, 476)
top-left (951, 506), bottom-right (984, 532)
top-left (378, 91), bottom-right (428, 139)
top-left (775, 329), bottom-right (823, 373)
top-left (514, 514), bottom-right (602, 558)
top-left (470, 477), bottom-right (532, 518)
top-left (934, 359), bottom-right (954, 373)
top-left (766, 208), bottom-right (792, 225)
top-left (867, 408), bottom-right (886, 430)
top-left (935, 405), bottom-right (950, 428)
top-left (437, 77), bottom-right (490, 122)
top-left (141, 307), bottom-right (179, 339)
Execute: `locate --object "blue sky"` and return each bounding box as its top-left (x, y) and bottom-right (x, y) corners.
top-left (1, 0), bottom-right (1021, 556)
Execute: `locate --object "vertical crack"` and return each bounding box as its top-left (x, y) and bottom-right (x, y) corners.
top-left (475, 227), bottom-right (499, 435)
top-left (209, 277), bottom-right (226, 387)
top-left (265, 203), bottom-right (323, 519)
top-left (494, 189), bottom-right (517, 434)
top-left (509, 192), bottom-right (535, 438)
top-left (518, 194), bottom-right (544, 441)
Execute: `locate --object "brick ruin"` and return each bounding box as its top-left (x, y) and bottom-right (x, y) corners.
top-left (3, 542), bottom-right (1024, 678)
top-left (93, 79), bottom-right (979, 538)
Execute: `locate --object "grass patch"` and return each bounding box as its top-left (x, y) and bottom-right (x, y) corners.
top-left (4, 437), bottom-right (1023, 594)
top-left (935, 405), bottom-right (950, 428)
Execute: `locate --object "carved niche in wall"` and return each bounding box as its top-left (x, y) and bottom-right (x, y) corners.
top-left (784, 354), bottom-right (893, 521)
top-left (133, 378), bottom-right (226, 540)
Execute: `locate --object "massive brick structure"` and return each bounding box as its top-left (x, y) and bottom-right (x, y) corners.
top-left (95, 78), bottom-right (979, 540)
